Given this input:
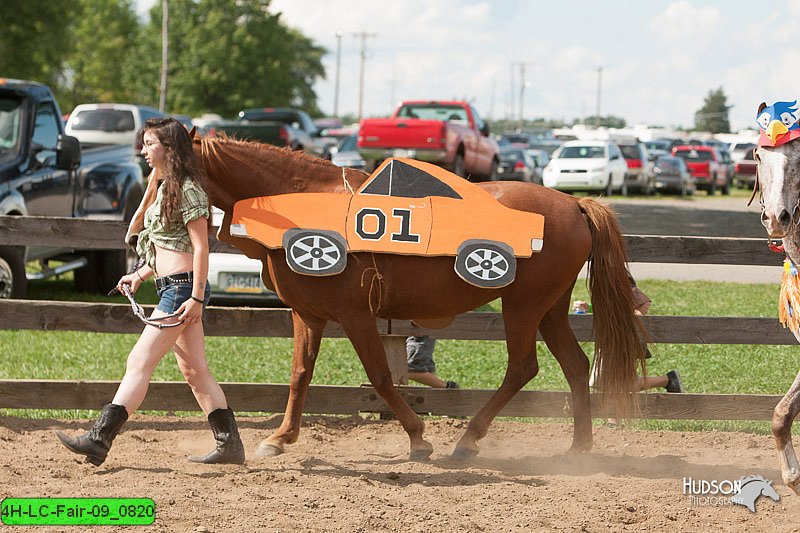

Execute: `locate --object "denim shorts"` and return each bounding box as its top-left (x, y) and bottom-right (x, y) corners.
top-left (156, 281), bottom-right (211, 314)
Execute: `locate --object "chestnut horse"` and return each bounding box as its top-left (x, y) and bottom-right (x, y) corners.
top-left (165, 136), bottom-right (645, 460)
top-left (753, 136), bottom-right (800, 494)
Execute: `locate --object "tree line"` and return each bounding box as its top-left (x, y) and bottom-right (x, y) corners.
top-left (1, 0), bottom-right (326, 118)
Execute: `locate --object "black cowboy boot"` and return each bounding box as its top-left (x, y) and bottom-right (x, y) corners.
top-left (188, 407), bottom-right (245, 464)
top-left (55, 403), bottom-right (128, 466)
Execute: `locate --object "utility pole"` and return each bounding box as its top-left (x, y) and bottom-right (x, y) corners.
top-left (508, 63), bottom-right (515, 121)
top-left (512, 61), bottom-right (534, 129)
top-left (595, 66), bottom-right (603, 128)
top-left (159, 0), bottom-right (168, 112)
top-left (333, 30), bottom-right (343, 117)
top-left (352, 31), bottom-right (377, 122)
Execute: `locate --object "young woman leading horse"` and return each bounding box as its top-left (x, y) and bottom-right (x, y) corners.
top-left (184, 135), bottom-right (647, 461)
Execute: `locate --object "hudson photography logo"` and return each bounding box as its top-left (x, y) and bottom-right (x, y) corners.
top-left (682, 475), bottom-right (780, 512)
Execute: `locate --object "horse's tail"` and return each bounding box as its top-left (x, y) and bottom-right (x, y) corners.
top-left (578, 197), bottom-right (647, 419)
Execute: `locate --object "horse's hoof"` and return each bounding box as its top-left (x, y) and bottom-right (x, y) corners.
top-left (451, 446), bottom-right (479, 461)
top-left (409, 449), bottom-right (433, 462)
top-left (565, 442), bottom-right (592, 456)
top-left (254, 442), bottom-right (284, 458)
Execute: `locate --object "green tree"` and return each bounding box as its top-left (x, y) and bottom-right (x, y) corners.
top-left (64, 0), bottom-right (141, 112)
top-left (142, 0), bottom-right (326, 117)
top-left (574, 115), bottom-right (627, 129)
top-left (0, 0), bottom-right (74, 101)
top-left (694, 88), bottom-right (731, 133)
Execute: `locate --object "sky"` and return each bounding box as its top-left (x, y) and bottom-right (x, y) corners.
top-left (137, 0), bottom-right (800, 132)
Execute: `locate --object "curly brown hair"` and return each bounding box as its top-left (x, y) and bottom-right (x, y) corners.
top-left (140, 117), bottom-right (206, 230)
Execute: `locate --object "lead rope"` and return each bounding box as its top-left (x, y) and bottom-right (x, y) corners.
top-left (342, 167), bottom-right (355, 195)
top-left (359, 254), bottom-right (384, 316)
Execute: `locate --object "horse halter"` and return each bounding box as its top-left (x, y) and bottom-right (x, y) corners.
top-left (120, 283), bottom-right (184, 329)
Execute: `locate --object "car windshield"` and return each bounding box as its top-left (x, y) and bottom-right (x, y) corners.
top-left (396, 104), bottom-right (468, 122)
top-left (674, 149), bottom-right (712, 162)
top-left (645, 141), bottom-right (669, 151)
top-left (558, 145), bottom-right (605, 159)
top-left (499, 149), bottom-right (525, 162)
top-left (338, 135), bottom-right (357, 152)
top-left (742, 149), bottom-right (755, 161)
top-left (618, 145), bottom-right (641, 159)
top-left (656, 157), bottom-right (681, 171)
top-left (0, 95), bottom-right (23, 162)
top-left (70, 109), bottom-right (135, 132)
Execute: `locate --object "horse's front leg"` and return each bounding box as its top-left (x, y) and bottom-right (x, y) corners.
top-left (255, 310), bottom-right (326, 457)
top-left (340, 316), bottom-right (432, 461)
top-left (773, 369), bottom-right (800, 494)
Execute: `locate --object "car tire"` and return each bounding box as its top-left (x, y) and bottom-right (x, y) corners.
top-left (721, 174), bottom-right (731, 195)
top-left (707, 177), bottom-right (717, 196)
top-left (605, 174), bottom-right (614, 196)
top-left (452, 153), bottom-right (466, 179)
top-left (0, 246), bottom-right (27, 299)
top-left (454, 240), bottom-right (516, 288)
top-left (283, 229), bottom-right (347, 276)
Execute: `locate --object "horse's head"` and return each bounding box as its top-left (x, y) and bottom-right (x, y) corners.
top-left (754, 141), bottom-right (800, 244)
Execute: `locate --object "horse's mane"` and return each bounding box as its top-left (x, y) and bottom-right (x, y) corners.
top-left (739, 475), bottom-right (768, 486)
top-left (199, 134), bottom-right (339, 177)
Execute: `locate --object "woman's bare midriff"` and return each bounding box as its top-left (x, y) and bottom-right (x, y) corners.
top-left (154, 245), bottom-right (194, 277)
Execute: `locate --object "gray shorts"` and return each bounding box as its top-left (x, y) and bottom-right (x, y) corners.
top-left (406, 336), bottom-right (437, 373)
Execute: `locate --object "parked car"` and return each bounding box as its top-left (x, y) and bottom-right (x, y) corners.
top-left (733, 148), bottom-right (757, 189)
top-left (644, 139), bottom-right (671, 161)
top-left (526, 148), bottom-right (550, 183)
top-left (0, 80), bottom-right (145, 298)
top-left (229, 107), bottom-right (324, 154)
top-left (207, 208), bottom-right (284, 306)
top-left (729, 141), bottom-right (757, 163)
top-left (65, 103), bottom-right (167, 177)
top-left (496, 147), bottom-right (537, 183)
top-left (357, 100), bottom-right (499, 180)
top-left (653, 155), bottom-right (695, 196)
top-left (542, 140), bottom-right (628, 195)
top-left (671, 145), bottom-right (729, 195)
top-left (617, 140), bottom-right (655, 194)
top-left (497, 132), bottom-right (531, 147)
top-left (328, 134), bottom-right (366, 169)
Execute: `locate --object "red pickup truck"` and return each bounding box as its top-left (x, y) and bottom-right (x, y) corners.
top-left (733, 148), bottom-right (757, 189)
top-left (671, 145), bottom-right (730, 195)
top-left (357, 100), bottom-right (499, 180)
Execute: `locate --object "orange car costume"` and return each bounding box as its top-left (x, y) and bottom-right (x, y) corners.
top-left (229, 158), bottom-right (544, 288)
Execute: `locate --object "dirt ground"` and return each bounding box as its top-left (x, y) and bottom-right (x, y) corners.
top-left (1, 413), bottom-right (798, 532)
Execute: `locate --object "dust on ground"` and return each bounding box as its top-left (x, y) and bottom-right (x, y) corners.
top-left (1, 414), bottom-right (796, 532)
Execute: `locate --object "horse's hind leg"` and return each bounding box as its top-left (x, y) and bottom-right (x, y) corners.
top-left (452, 302), bottom-right (543, 460)
top-left (773, 369), bottom-right (800, 494)
top-left (256, 310), bottom-right (326, 457)
top-left (539, 288), bottom-right (592, 454)
top-left (339, 316), bottom-right (432, 461)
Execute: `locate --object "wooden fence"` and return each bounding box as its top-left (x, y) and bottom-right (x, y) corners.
top-left (0, 215), bottom-right (790, 421)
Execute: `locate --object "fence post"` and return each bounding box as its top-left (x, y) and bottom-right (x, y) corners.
top-left (380, 334), bottom-right (408, 385)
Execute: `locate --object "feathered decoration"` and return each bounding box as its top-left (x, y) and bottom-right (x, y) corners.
top-left (779, 259), bottom-right (800, 333)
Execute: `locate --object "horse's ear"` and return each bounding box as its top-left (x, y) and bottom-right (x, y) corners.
top-left (758, 102), bottom-right (767, 114)
top-left (188, 126), bottom-right (197, 139)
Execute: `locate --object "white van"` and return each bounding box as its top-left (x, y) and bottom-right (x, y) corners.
top-left (66, 103), bottom-right (168, 175)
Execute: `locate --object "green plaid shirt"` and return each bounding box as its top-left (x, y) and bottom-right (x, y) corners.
top-left (136, 178), bottom-right (209, 272)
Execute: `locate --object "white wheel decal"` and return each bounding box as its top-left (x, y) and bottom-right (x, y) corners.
top-left (289, 235), bottom-right (342, 272)
top-left (464, 248), bottom-right (510, 281)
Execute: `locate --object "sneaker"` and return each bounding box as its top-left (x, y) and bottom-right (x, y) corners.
top-left (665, 370), bottom-right (685, 393)
top-left (445, 380), bottom-right (459, 389)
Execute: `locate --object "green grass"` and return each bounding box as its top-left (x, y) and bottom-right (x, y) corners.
top-left (3, 274), bottom-right (796, 435)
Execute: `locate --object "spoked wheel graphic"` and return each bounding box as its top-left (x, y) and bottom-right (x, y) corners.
top-left (455, 240), bottom-right (516, 288)
top-left (283, 229), bottom-right (347, 276)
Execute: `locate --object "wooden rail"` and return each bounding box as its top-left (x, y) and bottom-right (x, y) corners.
top-left (0, 215), bottom-right (790, 420)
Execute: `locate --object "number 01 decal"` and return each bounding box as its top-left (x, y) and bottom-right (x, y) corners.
top-left (354, 207), bottom-right (420, 243)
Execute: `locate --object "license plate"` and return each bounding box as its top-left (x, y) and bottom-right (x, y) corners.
top-left (219, 273), bottom-right (265, 293)
top-left (392, 148), bottom-right (411, 158)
